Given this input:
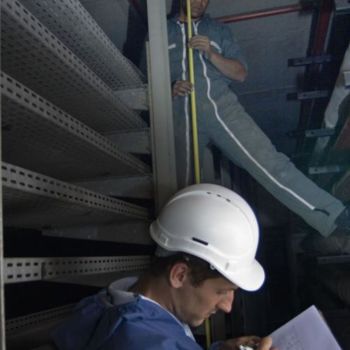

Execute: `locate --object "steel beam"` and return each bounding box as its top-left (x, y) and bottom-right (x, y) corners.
top-left (1, 0), bottom-right (146, 132)
top-left (308, 165), bottom-right (346, 175)
top-left (335, 0), bottom-right (350, 13)
top-left (287, 90), bottom-right (330, 100)
top-left (4, 256), bottom-right (150, 284)
top-left (304, 128), bottom-right (336, 138)
top-left (105, 129), bottom-right (151, 155)
top-left (7, 305), bottom-right (74, 350)
top-left (287, 128), bottom-right (335, 138)
top-left (20, 0), bottom-right (144, 90)
top-left (2, 72), bottom-right (150, 179)
top-left (288, 54), bottom-right (332, 67)
top-left (43, 221), bottom-right (153, 245)
top-left (3, 162), bottom-right (149, 229)
top-left (146, 0), bottom-right (178, 211)
top-left (0, 120), bottom-right (5, 350)
top-left (75, 175), bottom-right (153, 198)
top-left (114, 87), bottom-right (149, 110)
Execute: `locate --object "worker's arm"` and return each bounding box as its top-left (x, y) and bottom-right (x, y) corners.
top-left (189, 35), bottom-right (247, 82)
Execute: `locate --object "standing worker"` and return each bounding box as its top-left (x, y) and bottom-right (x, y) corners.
top-left (52, 184), bottom-right (276, 350)
top-left (168, 0), bottom-right (349, 237)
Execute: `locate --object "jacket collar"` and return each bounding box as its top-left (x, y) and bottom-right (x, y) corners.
top-left (107, 276), bottom-right (138, 305)
top-left (169, 13), bottom-right (211, 24)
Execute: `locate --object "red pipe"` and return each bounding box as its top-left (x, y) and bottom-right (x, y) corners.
top-left (310, 0), bottom-right (333, 55)
top-left (216, 4), bottom-right (304, 24)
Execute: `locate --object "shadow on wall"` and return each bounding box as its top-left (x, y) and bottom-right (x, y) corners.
top-left (123, 1), bottom-right (148, 66)
top-left (123, 0), bottom-right (181, 67)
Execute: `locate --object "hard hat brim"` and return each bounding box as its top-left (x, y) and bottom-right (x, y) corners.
top-left (217, 258), bottom-right (265, 292)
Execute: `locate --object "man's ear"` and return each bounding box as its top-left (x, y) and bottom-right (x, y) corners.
top-left (169, 262), bottom-right (190, 288)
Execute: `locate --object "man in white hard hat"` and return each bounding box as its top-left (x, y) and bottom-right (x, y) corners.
top-left (52, 184), bottom-right (276, 350)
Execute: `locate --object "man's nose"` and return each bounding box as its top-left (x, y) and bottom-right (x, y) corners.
top-left (218, 291), bottom-right (234, 313)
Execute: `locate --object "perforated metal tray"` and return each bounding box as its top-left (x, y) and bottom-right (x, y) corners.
top-left (6, 304), bottom-right (74, 334)
top-left (4, 256), bottom-right (150, 284)
top-left (3, 162), bottom-right (149, 229)
top-left (1, 0), bottom-right (146, 132)
top-left (1, 72), bottom-right (150, 180)
top-left (19, 0), bottom-right (144, 90)
top-left (6, 304), bottom-right (75, 348)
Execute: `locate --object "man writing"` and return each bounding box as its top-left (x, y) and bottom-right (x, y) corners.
top-left (52, 184), bottom-right (276, 349)
top-left (169, 0), bottom-right (349, 238)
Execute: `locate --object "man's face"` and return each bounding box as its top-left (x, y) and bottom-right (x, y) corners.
top-left (174, 275), bottom-right (237, 327)
top-left (181, 0), bottom-right (209, 20)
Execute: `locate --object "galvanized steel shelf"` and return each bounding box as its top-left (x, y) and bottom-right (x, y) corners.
top-left (6, 304), bottom-right (74, 334)
top-left (1, 0), bottom-right (146, 132)
top-left (4, 256), bottom-right (150, 284)
top-left (6, 304), bottom-right (75, 349)
top-left (1, 72), bottom-right (150, 180)
top-left (2, 162), bottom-right (149, 229)
top-left (19, 0), bottom-right (144, 90)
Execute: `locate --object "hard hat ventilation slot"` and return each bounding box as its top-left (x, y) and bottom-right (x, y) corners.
top-left (192, 237), bottom-right (208, 246)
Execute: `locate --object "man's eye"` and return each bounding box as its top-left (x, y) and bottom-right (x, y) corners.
top-left (216, 290), bottom-right (228, 295)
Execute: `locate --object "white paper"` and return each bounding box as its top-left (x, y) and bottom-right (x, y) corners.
top-left (270, 305), bottom-right (342, 350)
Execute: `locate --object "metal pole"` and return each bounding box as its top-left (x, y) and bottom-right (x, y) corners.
top-left (296, 0), bottom-right (333, 151)
top-left (0, 117), bottom-right (5, 349)
top-left (310, 0), bottom-right (333, 55)
top-left (146, 0), bottom-right (178, 211)
top-left (186, 0), bottom-right (201, 184)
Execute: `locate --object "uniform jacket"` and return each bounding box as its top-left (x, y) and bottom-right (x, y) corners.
top-left (52, 277), bottom-right (221, 350)
top-left (168, 14), bottom-right (247, 102)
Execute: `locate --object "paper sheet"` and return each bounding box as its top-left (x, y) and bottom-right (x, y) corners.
top-left (270, 305), bottom-right (342, 350)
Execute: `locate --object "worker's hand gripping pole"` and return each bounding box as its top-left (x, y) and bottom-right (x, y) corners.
top-left (186, 1), bottom-right (211, 348)
top-left (186, 0), bottom-right (201, 185)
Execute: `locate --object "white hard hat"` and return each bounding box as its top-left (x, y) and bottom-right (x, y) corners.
top-left (150, 183), bottom-right (265, 291)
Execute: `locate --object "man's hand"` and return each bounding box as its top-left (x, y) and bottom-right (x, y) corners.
top-left (188, 35), bottom-right (247, 82)
top-left (219, 335), bottom-right (277, 350)
top-left (172, 80), bottom-right (193, 97)
top-left (256, 337), bottom-right (276, 350)
top-left (189, 35), bottom-right (213, 58)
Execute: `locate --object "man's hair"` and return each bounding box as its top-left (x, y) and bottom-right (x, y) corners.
top-left (149, 252), bottom-right (222, 287)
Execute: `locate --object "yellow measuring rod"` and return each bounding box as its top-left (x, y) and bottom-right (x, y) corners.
top-left (186, 1), bottom-right (211, 348)
top-left (186, 0), bottom-right (201, 185)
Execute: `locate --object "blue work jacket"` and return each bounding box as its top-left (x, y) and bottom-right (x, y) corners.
top-left (52, 277), bottom-right (221, 350)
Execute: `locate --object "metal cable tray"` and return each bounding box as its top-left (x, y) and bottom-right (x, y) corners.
top-left (1, 0), bottom-right (146, 132)
top-left (4, 256), bottom-right (150, 284)
top-left (2, 162), bottom-right (149, 229)
top-left (6, 304), bottom-right (75, 349)
top-left (19, 0), bottom-right (144, 91)
top-left (1, 72), bottom-right (150, 180)
top-left (6, 304), bottom-right (74, 334)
